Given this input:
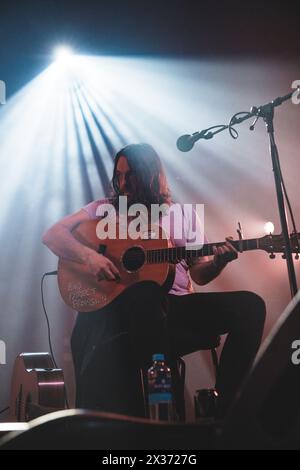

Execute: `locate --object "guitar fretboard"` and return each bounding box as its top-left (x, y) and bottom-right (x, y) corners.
top-left (146, 238), bottom-right (259, 264)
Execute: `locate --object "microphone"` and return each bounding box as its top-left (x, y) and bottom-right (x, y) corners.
top-left (176, 130), bottom-right (211, 152)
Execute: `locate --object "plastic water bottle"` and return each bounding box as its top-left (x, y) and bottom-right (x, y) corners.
top-left (147, 353), bottom-right (174, 422)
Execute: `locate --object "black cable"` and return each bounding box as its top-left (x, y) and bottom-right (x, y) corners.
top-left (229, 112), bottom-right (251, 139)
top-left (0, 406), bottom-right (9, 415)
top-left (41, 271), bottom-right (70, 409)
top-left (41, 271), bottom-right (58, 369)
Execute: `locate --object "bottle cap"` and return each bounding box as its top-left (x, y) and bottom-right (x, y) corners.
top-left (152, 353), bottom-right (165, 361)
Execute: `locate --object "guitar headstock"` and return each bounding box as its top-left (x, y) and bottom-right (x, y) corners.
top-left (259, 233), bottom-right (300, 256)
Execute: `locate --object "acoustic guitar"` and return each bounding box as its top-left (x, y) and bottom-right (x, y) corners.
top-left (57, 219), bottom-right (300, 312)
top-left (10, 353), bottom-right (66, 422)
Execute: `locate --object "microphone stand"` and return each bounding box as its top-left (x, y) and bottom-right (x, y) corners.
top-left (191, 89), bottom-right (299, 298)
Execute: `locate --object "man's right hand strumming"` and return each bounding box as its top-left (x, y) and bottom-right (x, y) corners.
top-left (42, 208), bottom-right (120, 281)
top-left (85, 250), bottom-right (120, 281)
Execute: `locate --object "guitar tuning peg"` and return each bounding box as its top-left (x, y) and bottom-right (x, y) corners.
top-left (236, 221), bottom-right (244, 253)
top-left (269, 253), bottom-right (276, 259)
top-left (282, 254), bottom-right (286, 259)
top-left (295, 254), bottom-right (300, 260)
top-left (237, 221), bottom-right (243, 240)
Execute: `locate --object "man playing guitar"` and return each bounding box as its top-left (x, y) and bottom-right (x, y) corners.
top-left (43, 143), bottom-right (266, 418)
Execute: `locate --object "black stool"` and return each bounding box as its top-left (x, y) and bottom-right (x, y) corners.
top-left (171, 335), bottom-right (221, 421)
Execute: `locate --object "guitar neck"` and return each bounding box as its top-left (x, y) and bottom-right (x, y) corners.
top-left (146, 238), bottom-right (259, 264)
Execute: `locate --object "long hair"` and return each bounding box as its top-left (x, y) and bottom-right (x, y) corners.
top-left (111, 143), bottom-right (172, 209)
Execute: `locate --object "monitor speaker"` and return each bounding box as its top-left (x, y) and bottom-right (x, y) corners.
top-left (0, 408), bottom-right (216, 450)
top-left (221, 290), bottom-right (300, 449)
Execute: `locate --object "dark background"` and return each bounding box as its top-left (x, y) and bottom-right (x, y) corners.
top-left (1, 0), bottom-right (300, 97)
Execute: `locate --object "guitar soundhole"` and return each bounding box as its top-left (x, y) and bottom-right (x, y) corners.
top-left (122, 246), bottom-right (146, 272)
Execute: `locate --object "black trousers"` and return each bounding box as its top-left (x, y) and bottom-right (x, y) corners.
top-left (71, 282), bottom-right (266, 417)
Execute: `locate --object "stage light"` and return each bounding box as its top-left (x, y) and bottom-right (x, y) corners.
top-left (53, 46), bottom-right (74, 65)
top-left (264, 221), bottom-right (275, 234)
